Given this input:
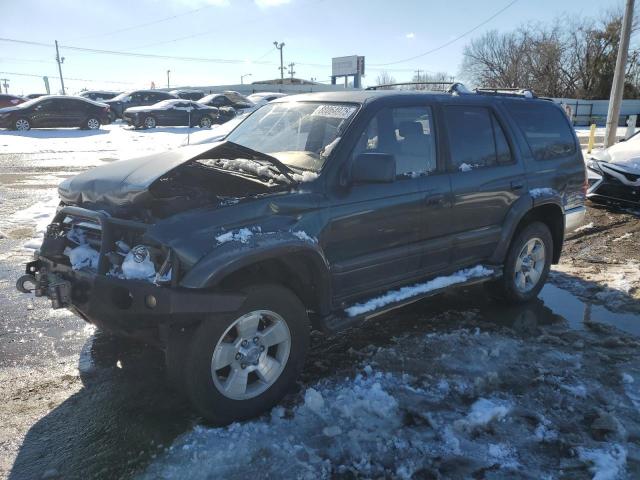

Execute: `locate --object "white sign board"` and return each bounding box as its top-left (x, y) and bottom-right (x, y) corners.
top-left (332, 56), bottom-right (361, 76)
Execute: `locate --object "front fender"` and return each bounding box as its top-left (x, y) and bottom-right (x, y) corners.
top-left (180, 232), bottom-right (331, 301)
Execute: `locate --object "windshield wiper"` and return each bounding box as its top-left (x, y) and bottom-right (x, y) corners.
top-left (224, 141), bottom-right (296, 183)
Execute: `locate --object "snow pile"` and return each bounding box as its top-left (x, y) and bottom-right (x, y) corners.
top-left (456, 398), bottom-right (511, 432)
top-left (574, 222), bottom-right (595, 233)
top-left (292, 231), bottom-right (317, 243)
top-left (139, 373), bottom-right (408, 480)
top-left (459, 163), bottom-right (477, 172)
top-left (577, 445), bottom-right (627, 480)
top-left (345, 265), bottom-right (492, 317)
top-left (613, 233), bottom-right (632, 242)
top-left (529, 188), bottom-right (556, 198)
top-left (215, 227), bottom-right (261, 245)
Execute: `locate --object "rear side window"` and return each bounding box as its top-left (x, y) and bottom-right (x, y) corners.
top-left (443, 106), bottom-right (512, 171)
top-left (505, 102), bottom-right (576, 160)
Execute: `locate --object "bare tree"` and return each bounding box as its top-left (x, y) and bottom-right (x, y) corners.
top-left (375, 71), bottom-right (396, 89)
top-left (460, 10), bottom-right (640, 99)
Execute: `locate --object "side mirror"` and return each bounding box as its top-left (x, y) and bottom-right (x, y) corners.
top-left (351, 153), bottom-right (396, 184)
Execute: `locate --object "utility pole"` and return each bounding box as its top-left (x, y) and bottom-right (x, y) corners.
top-left (0, 78), bottom-right (8, 94)
top-left (288, 62), bottom-right (296, 80)
top-left (414, 69), bottom-right (423, 80)
top-left (605, 0), bottom-right (635, 147)
top-left (54, 40), bottom-right (65, 95)
top-left (273, 41), bottom-right (285, 84)
top-left (167, 70), bottom-right (171, 89)
top-left (241, 73), bottom-right (252, 84)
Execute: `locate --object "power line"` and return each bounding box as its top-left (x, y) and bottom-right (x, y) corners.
top-left (70, 5), bottom-right (215, 41)
top-left (0, 71), bottom-right (134, 85)
top-left (0, 38), bottom-right (277, 66)
top-left (370, 0), bottom-right (519, 66)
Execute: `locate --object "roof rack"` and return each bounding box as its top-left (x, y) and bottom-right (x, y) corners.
top-left (475, 87), bottom-right (536, 98)
top-left (366, 81), bottom-right (458, 92)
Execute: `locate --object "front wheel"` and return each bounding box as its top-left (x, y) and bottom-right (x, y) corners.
top-left (15, 118), bottom-right (31, 131)
top-left (488, 221), bottom-right (553, 303)
top-left (183, 284), bottom-right (310, 425)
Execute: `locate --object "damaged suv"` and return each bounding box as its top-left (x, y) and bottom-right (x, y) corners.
top-left (17, 88), bottom-right (586, 424)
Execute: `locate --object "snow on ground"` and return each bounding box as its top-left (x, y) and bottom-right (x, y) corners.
top-left (0, 122), bottom-right (225, 158)
top-left (575, 126), bottom-right (633, 138)
top-left (139, 319), bottom-right (640, 479)
top-left (0, 191), bottom-right (59, 250)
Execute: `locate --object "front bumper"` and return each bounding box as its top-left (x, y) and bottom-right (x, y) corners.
top-left (17, 205), bottom-right (246, 337)
top-left (20, 256), bottom-right (246, 336)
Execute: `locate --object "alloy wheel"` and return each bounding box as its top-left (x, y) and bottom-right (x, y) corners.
top-left (211, 309), bottom-right (291, 400)
top-left (15, 119), bottom-right (30, 131)
top-left (87, 118), bottom-right (100, 130)
top-left (514, 237), bottom-right (545, 293)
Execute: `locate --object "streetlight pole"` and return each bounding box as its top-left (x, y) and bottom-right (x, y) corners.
top-left (241, 73), bottom-right (252, 85)
top-left (605, 0), bottom-right (635, 147)
top-left (55, 40), bottom-right (65, 95)
top-left (273, 41), bottom-right (285, 84)
top-left (167, 70), bottom-right (171, 89)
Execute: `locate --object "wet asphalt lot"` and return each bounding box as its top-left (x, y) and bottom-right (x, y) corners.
top-left (1, 134), bottom-right (640, 479)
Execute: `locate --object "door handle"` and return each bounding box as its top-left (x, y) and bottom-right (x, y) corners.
top-left (425, 193), bottom-right (445, 206)
top-left (510, 181), bottom-right (524, 191)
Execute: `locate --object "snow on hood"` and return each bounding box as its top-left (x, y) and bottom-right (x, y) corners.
top-left (591, 134), bottom-right (640, 172)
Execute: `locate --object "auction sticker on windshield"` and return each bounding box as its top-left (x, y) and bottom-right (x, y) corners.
top-left (311, 105), bottom-right (357, 119)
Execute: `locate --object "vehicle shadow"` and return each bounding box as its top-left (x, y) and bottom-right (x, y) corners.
top-left (8, 332), bottom-right (195, 480)
top-left (0, 129), bottom-right (109, 139)
top-left (8, 271), bottom-right (640, 479)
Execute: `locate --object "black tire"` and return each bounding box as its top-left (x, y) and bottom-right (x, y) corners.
top-left (488, 221), bottom-right (553, 303)
top-left (184, 284), bottom-right (310, 425)
top-left (143, 116), bottom-right (156, 129)
top-left (14, 117), bottom-right (31, 131)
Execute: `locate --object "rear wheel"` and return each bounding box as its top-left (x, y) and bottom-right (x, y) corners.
top-left (143, 116), bottom-right (156, 129)
top-left (183, 284), bottom-right (309, 425)
top-left (199, 115), bottom-right (213, 128)
top-left (488, 221), bottom-right (553, 303)
top-left (15, 118), bottom-right (30, 131)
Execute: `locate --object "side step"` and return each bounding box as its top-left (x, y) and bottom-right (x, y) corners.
top-left (321, 265), bottom-right (502, 334)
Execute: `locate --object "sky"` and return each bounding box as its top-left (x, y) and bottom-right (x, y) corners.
top-left (0, 0), bottom-right (630, 95)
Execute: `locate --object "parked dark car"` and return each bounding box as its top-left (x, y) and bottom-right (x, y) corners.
top-left (586, 130), bottom-right (640, 206)
top-left (0, 95), bottom-right (110, 130)
top-left (18, 88), bottom-right (586, 424)
top-left (24, 93), bottom-right (47, 99)
top-left (104, 90), bottom-right (177, 120)
top-left (170, 89), bottom-right (205, 101)
top-left (123, 99), bottom-right (221, 129)
top-left (80, 90), bottom-right (120, 102)
top-left (198, 91), bottom-right (255, 115)
top-left (0, 94), bottom-right (25, 108)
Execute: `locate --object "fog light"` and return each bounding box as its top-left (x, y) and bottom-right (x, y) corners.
top-left (145, 294), bottom-right (157, 309)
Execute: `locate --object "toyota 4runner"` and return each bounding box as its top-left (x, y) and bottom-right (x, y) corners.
top-left (17, 87), bottom-right (586, 424)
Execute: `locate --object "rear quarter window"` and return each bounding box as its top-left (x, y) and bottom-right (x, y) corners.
top-left (505, 102), bottom-right (576, 160)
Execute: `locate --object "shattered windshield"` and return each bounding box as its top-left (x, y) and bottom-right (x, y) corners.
top-left (225, 101), bottom-right (359, 172)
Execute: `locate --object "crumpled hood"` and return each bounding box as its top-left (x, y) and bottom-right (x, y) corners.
top-left (58, 142), bottom-right (223, 208)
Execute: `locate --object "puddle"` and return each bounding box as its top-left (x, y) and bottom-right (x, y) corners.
top-left (539, 283), bottom-right (640, 336)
